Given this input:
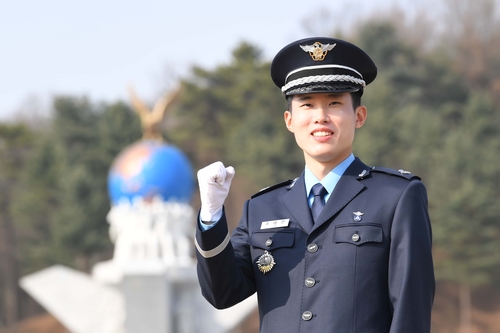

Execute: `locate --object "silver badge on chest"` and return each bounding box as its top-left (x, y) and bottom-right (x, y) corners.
top-left (256, 251), bottom-right (276, 274)
top-left (353, 211), bottom-right (364, 222)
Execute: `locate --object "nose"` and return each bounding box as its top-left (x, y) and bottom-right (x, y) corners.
top-left (313, 107), bottom-right (329, 123)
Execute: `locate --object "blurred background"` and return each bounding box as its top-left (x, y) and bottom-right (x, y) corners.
top-left (1, 0), bottom-right (500, 332)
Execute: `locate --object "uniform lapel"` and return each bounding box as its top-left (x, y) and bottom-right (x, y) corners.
top-left (312, 158), bottom-right (369, 230)
top-left (282, 173), bottom-right (315, 233)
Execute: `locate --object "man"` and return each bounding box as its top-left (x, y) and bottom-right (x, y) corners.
top-left (194, 37), bottom-right (435, 333)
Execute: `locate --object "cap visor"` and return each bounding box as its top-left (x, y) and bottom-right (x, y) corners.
top-left (285, 83), bottom-right (361, 96)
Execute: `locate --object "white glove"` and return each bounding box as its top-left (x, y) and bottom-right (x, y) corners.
top-left (197, 161), bottom-right (235, 222)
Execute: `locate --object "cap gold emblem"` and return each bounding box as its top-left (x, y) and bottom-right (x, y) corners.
top-left (256, 250), bottom-right (276, 274)
top-left (300, 42), bottom-right (336, 61)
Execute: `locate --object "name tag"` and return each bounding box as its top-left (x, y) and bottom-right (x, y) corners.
top-left (260, 219), bottom-right (290, 229)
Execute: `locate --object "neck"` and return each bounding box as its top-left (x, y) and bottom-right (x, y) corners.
top-left (306, 161), bottom-right (335, 181)
top-left (305, 153), bottom-right (352, 180)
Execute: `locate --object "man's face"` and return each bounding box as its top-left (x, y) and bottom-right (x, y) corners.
top-left (284, 92), bottom-right (367, 172)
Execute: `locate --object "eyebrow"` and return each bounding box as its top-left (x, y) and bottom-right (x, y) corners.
top-left (294, 95), bottom-right (312, 101)
top-left (294, 93), bottom-right (343, 101)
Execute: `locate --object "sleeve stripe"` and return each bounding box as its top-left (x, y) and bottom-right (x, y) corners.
top-left (194, 231), bottom-right (231, 258)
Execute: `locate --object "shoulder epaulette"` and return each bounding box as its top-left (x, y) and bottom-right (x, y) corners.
top-left (251, 179), bottom-right (294, 199)
top-left (370, 166), bottom-right (421, 181)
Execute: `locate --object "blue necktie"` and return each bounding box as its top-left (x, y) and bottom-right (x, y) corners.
top-left (311, 183), bottom-right (327, 223)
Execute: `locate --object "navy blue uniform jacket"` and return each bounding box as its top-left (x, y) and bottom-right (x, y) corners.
top-left (195, 158), bottom-right (435, 333)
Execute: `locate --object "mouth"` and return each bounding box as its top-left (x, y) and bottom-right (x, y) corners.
top-left (311, 130), bottom-right (333, 138)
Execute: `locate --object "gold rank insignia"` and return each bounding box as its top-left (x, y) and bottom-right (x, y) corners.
top-left (256, 251), bottom-right (276, 274)
top-left (300, 42), bottom-right (336, 61)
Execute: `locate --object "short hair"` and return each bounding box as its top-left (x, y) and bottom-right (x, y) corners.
top-left (286, 91), bottom-right (362, 112)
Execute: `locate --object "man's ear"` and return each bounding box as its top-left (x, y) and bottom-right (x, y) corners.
top-left (284, 110), bottom-right (294, 133)
top-left (355, 106), bottom-right (367, 129)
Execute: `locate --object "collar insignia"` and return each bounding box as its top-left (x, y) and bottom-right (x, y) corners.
top-left (353, 211), bottom-right (364, 222)
top-left (300, 42), bottom-right (336, 61)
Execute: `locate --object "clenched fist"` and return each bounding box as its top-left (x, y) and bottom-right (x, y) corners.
top-left (197, 161), bottom-right (235, 222)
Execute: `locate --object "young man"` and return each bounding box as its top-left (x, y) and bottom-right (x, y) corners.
top-left (195, 37), bottom-right (435, 333)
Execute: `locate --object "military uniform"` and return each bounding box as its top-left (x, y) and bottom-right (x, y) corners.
top-left (195, 37), bottom-right (435, 332)
top-left (195, 158), bottom-right (434, 333)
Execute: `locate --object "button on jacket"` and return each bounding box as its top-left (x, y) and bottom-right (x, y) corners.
top-left (195, 158), bottom-right (435, 333)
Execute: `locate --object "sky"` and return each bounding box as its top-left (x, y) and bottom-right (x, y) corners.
top-left (0, 0), bottom-right (429, 120)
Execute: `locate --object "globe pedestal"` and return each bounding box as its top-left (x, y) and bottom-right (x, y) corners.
top-left (120, 262), bottom-right (170, 333)
top-left (120, 262), bottom-right (204, 333)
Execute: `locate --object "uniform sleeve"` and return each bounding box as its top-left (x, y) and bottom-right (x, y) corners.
top-left (388, 180), bottom-right (435, 332)
top-left (195, 203), bottom-right (256, 309)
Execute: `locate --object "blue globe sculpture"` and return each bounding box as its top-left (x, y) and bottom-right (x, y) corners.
top-left (108, 140), bottom-right (194, 205)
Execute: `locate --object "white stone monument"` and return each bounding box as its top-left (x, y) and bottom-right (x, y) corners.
top-left (20, 197), bottom-right (257, 333)
top-left (93, 197), bottom-right (257, 333)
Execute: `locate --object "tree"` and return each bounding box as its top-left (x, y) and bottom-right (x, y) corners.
top-left (0, 123), bottom-right (34, 325)
top-left (13, 98), bottom-right (142, 274)
top-left (428, 92), bottom-right (500, 333)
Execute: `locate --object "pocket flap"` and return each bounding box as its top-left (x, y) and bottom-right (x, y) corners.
top-left (333, 223), bottom-right (383, 246)
top-left (250, 229), bottom-right (295, 250)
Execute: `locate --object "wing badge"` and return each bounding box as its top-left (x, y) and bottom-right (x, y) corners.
top-left (300, 42), bottom-right (336, 61)
top-left (353, 211), bottom-right (364, 222)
